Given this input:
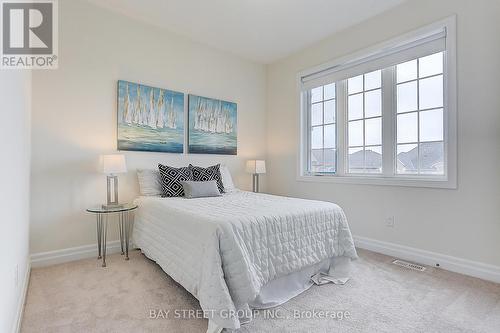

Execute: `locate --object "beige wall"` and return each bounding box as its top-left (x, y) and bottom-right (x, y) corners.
top-left (30, 0), bottom-right (267, 253)
top-left (30, 0), bottom-right (500, 269)
top-left (0, 71), bottom-right (31, 331)
top-left (266, 0), bottom-right (500, 266)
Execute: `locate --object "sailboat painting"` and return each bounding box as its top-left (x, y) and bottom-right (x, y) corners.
top-left (117, 80), bottom-right (184, 153)
top-left (188, 94), bottom-right (237, 155)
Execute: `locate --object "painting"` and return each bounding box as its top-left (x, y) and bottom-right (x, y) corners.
top-left (117, 80), bottom-right (184, 153)
top-left (188, 94), bottom-right (237, 155)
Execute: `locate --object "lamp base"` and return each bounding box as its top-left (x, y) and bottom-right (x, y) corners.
top-left (105, 175), bottom-right (120, 209)
top-left (102, 203), bottom-right (124, 209)
top-left (252, 174), bottom-right (260, 193)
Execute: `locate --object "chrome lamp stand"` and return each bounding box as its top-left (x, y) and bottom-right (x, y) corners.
top-left (252, 173), bottom-right (260, 193)
top-left (103, 174), bottom-right (122, 209)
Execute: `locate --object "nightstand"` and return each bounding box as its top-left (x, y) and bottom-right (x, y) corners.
top-left (86, 203), bottom-right (138, 267)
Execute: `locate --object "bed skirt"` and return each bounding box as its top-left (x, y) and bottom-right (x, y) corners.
top-left (208, 255), bottom-right (353, 332)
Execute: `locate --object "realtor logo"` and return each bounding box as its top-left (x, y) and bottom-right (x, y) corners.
top-left (1, 0), bottom-right (58, 69)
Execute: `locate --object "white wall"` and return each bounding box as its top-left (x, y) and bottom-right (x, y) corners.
top-left (0, 70), bottom-right (31, 332)
top-left (30, 0), bottom-right (500, 270)
top-left (30, 0), bottom-right (267, 254)
top-left (267, 0), bottom-right (500, 266)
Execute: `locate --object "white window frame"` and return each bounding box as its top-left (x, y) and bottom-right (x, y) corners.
top-left (297, 16), bottom-right (457, 189)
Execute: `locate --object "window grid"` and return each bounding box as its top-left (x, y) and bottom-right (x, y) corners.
top-left (305, 56), bottom-right (445, 177)
top-left (347, 72), bottom-right (382, 174)
top-left (300, 20), bottom-right (455, 187)
top-left (309, 84), bottom-right (336, 174)
top-left (396, 52), bottom-right (444, 175)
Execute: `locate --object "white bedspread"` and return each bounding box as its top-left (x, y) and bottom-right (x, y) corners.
top-left (132, 191), bottom-right (357, 331)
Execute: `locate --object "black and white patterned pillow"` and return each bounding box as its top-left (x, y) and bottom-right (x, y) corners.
top-left (189, 164), bottom-right (225, 193)
top-left (158, 164), bottom-right (193, 197)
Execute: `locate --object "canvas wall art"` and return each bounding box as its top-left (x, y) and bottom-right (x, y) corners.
top-left (188, 94), bottom-right (237, 155)
top-left (117, 80), bottom-right (184, 153)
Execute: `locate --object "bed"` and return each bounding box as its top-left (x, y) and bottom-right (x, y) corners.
top-left (132, 190), bottom-right (357, 332)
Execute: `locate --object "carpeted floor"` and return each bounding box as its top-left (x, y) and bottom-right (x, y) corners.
top-left (22, 249), bottom-right (500, 333)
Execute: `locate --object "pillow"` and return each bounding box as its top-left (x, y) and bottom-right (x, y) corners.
top-left (137, 169), bottom-right (162, 196)
top-left (189, 164), bottom-right (224, 193)
top-left (181, 181), bottom-right (222, 199)
top-left (220, 165), bottom-right (236, 192)
top-left (158, 164), bottom-right (193, 197)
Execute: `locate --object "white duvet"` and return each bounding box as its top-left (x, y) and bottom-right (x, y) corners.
top-left (132, 191), bottom-right (357, 331)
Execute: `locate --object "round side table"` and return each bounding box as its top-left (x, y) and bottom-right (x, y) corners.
top-left (86, 203), bottom-right (138, 267)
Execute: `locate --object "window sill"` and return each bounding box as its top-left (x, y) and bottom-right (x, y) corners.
top-left (297, 174), bottom-right (457, 189)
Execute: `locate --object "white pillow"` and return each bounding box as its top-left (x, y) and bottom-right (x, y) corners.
top-left (137, 169), bottom-right (162, 196)
top-left (220, 165), bottom-right (236, 192)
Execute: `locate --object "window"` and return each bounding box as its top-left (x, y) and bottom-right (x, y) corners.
top-left (299, 17), bottom-right (456, 188)
top-left (347, 70), bottom-right (382, 173)
top-left (396, 52), bottom-right (444, 175)
top-left (309, 83), bottom-right (336, 173)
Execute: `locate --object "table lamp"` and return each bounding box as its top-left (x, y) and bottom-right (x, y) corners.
top-left (101, 154), bottom-right (127, 208)
top-left (246, 160), bottom-right (266, 193)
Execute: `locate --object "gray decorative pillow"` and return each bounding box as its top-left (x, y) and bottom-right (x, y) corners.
top-left (180, 181), bottom-right (222, 199)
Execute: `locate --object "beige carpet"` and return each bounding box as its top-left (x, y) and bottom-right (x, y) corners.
top-left (22, 249), bottom-right (500, 333)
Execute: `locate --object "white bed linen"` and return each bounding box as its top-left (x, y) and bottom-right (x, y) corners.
top-left (132, 191), bottom-right (357, 331)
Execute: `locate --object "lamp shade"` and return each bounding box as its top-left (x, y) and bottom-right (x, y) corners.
top-left (246, 160), bottom-right (266, 174)
top-left (101, 154), bottom-right (127, 174)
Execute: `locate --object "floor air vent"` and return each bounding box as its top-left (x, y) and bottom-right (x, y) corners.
top-left (392, 259), bottom-right (426, 272)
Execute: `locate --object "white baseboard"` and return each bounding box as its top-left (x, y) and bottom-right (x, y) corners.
top-left (354, 235), bottom-right (500, 284)
top-left (29, 235), bottom-right (500, 284)
top-left (31, 240), bottom-right (122, 268)
top-left (12, 261), bottom-right (30, 333)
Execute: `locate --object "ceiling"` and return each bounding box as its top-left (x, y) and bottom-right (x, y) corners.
top-left (86, 0), bottom-right (407, 64)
